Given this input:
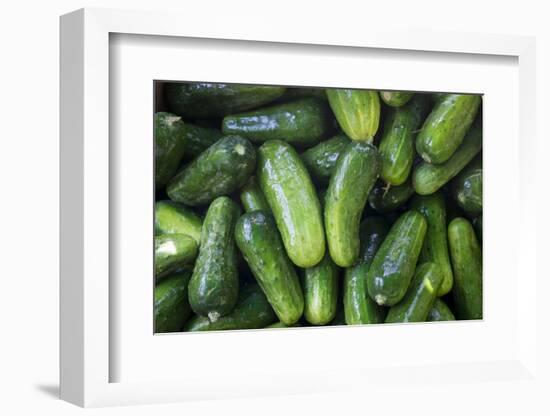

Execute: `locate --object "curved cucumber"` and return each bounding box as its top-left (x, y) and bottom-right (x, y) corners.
top-left (154, 200), bottom-right (202, 244)
top-left (154, 234), bottom-right (198, 279)
top-left (368, 179), bottom-right (414, 214)
top-left (239, 176), bottom-right (270, 213)
top-left (155, 270), bottom-right (192, 332)
top-left (367, 210), bottom-right (427, 306)
top-left (452, 154), bottom-right (482, 216)
top-left (180, 123), bottom-right (223, 161)
top-left (258, 140), bottom-right (325, 268)
top-left (325, 142), bottom-right (381, 267)
top-left (427, 298), bottom-right (456, 321)
top-left (235, 211), bottom-right (304, 325)
top-left (154, 112), bottom-right (186, 188)
top-left (300, 133), bottom-right (350, 185)
top-left (379, 91), bottom-right (414, 107)
top-left (302, 253), bottom-right (339, 325)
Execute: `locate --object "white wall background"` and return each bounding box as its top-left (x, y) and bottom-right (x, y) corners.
top-left (0, 0), bottom-right (548, 414)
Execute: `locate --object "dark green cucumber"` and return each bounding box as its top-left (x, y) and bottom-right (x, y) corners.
top-left (302, 252), bottom-right (339, 325)
top-left (413, 119), bottom-right (482, 195)
top-left (472, 215), bottom-right (482, 242)
top-left (154, 234), bottom-right (198, 279)
top-left (410, 193), bottom-right (454, 296)
top-left (378, 95), bottom-right (430, 186)
top-left (167, 136), bottom-right (256, 206)
top-left (326, 89), bottom-right (381, 142)
top-left (184, 284), bottom-right (277, 331)
top-left (266, 321), bottom-right (301, 328)
top-left (368, 179), bottom-right (414, 214)
top-left (239, 176), bottom-right (270, 213)
top-left (279, 87), bottom-right (328, 102)
top-left (325, 142), bottom-right (381, 267)
top-left (300, 133), bottom-right (350, 185)
top-left (448, 218), bottom-right (482, 320)
top-left (155, 270), bottom-right (192, 332)
top-left (379, 91), bottom-right (414, 107)
top-left (416, 94), bottom-right (481, 164)
top-left (257, 140), bottom-right (325, 268)
top-left (222, 98), bottom-right (333, 147)
top-left (452, 154), bottom-right (482, 216)
top-left (165, 82), bottom-right (286, 118)
top-left (235, 211), bottom-right (304, 325)
top-left (154, 112), bottom-right (186, 188)
top-left (180, 123), bottom-right (223, 161)
top-left (367, 210), bottom-right (427, 306)
top-left (343, 217), bottom-right (389, 325)
top-left (427, 298), bottom-right (456, 322)
top-left (154, 200), bottom-right (202, 244)
top-left (188, 197), bottom-right (241, 321)
top-left (385, 262), bottom-right (443, 323)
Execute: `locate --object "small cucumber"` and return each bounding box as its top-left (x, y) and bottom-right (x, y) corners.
top-left (258, 140), bottom-right (325, 268)
top-left (154, 112), bottom-right (186, 188)
top-left (180, 123), bottom-right (223, 161)
top-left (385, 262), bottom-right (443, 323)
top-left (452, 154), bottom-right (482, 216)
top-left (427, 298), bottom-right (456, 321)
top-left (367, 210), bottom-right (427, 306)
top-left (326, 89), bottom-right (381, 142)
top-left (188, 197), bottom-right (241, 321)
top-left (154, 234), bottom-right (198, 279)
top-left (300, 133), bottom-right (350, 185)
top-left (155, 270), bottom-right (192, 333)
top-left (379, 91), bottom-right (414, 107)
top-left (368, 179), bottom-right (414, 214)
top-left (302, 252), bottom-right (339, 325)
top-left (239, 176), bottom-right (270, 213)
top-left (154, 200), bottom-right (202, 244)
top-left (325, 142), bottom-right (381, 267)
top-left (416, 94), bottom-right (481, 164)
top-left (448, 218), bottom-right (483, 320)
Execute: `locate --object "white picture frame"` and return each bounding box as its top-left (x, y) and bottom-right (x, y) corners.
top-left (60, 7), bottom-right (542, 408)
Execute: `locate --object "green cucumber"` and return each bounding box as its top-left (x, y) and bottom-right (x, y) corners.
top-left (167, 135), bottom-right (256, 206)
top-left (368, 179), bottom-right (414, 214)
top-left (266, 321), bottom-right (301, 328)
top-left (180, 123), bottom-right (223, 161)
top-left (427, 298), bottom-right (456, 321)
top-left (165, 82), bottom-right (286, 118)
top-left (325, 142), bottom-right (381, 267)
top-left (257, 140), bottom-right (325, 268)
top-left (155, 270), bottom-right (192, 333)
top-left (235, 211), bottom-right (304, 325)
top-left (155, 234), bottom-right (198, 279)
top-left (343, 216), bottom-right (389, 325)
top-left (385, 262), bottom-right (443, 323)
top-left (379, 91), bottom-right (414, 107)
top-left (154, 200), bottom-right (202, 244)
top-left (279, 87), bottom-right (328, 102)
top-left (410, 193), bottom-right (454, 296)
top-left (188, 197), bottom-right (241, 321)
top-left (300, 133), bottom-right (350, 185)
top-left (367, 210), bottom-right (427, 306)
top-left (330, 302), bottom-right (346, 326)
top-left (472, 215), bottom-right (482, 242)
top-left (416, 94), bottom-right (481, 164)
top-left (302, 252), bottom-right (339, 325)
top-left (326, 89), bottom-right (381, 142)
top-left (154, 112), bottom-right (186, 188)
top-left (452, 154), bottom-right (482, 216)
top-left (239, 176), bottom-right (270, 213)
top-left (448, 218), bottom-right (483, 320)
top-left (222, 98), bottom-right (333, 147)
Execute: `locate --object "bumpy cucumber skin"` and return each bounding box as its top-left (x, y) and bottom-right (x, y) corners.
top-left (326, 89), bottom-right (381, 142)
top-left (257, 140), bottom-right (325, 268)
top-left (155, 112), bottom-right (186, 188)
top-left (184, 284), bottom-right (277, 331)
top-left (154, 200), bottom-right (203, 244)
top-left (180, 123), bottom-right (223, 161)
top-left (368, 179), bottom-right (414, 214)
top-left (413, 119), bottom-right (482, 195)
top-left (427, 298), bottom-right (456, 321)
top-left (154, 234), bottom-right (198, 279)
top-left (452, 154), bottom-right (482, 216)
top-left (188, 197), bottom-right (241, 321)
top-left (222, 98), bottom-right (333, 147)
top-left (167, 135), bottom-right (256, 206)
top-left (325, 142), bottom-right (381, 267)
top-left (385, 262), bottom-right (443, 323)
top-left (235, 211), bottom-right (304, 325)
top-left (343, 217), bottom-right (389, 325)
top-left (378, 95), bottom-right (430, 186)
top-left (379, 91), bottom-right (414, 107)
top-left (165, 83), bottom-right (286, 118)
top-left (367, 210), bottom-right (427, 306)
top-left (155, 271), bottom-right (192, 333)
top-left (300, 133), bottom-right (350, 185)
top-left (302, 253), bottom-right (339, 325)
top-left (448, 218), bottom-right (483, 320)
top-left (410, 193), bottom-right (454, 296)
top-left (239, 176), bottom-right (271, 213)
top-left (416, 94), bottom-right (481, 164)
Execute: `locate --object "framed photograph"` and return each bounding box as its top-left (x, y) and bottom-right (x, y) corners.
top-left (60, 7), bottom-right (540, 408)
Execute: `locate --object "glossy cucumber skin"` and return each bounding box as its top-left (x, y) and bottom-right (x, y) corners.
top-left (427, 298), bottom-right (456, 321)
top-left (181, 123), bottom-right (223, 161)
top-left (154, 234), bottom-right (198, 279)
top-left (257, 140), bottom-right (325, 268)
top-left (416, 94), bottom-right (481, 164)
top-left (167, 136), bottom-right (256, 206)
top-left (368, 179), bottom-right (414, 214)
top-left (410, 193), bottom-right (454, 296)
top-left (325, 142), bottom-right (381, 267)
top-left (343, 217), bottom-right (389, 325)
top-left (184, 284), bottom-right (277, 331)
top-left (302, 253), bottom-right (339, 325)
top-left (367, 210), bottom-right (427, 306)
top-left (155, 271), bottom-right (192, 332)
top-left (452, 154), bottom-right (482, 216)
top-left (326, 89), bottom-right (381, 142)
top-left (378, 95), bottom-right (430, 186)
top-left (222, 98), bottom-right (333, 147)
top-left (300, 133), bottom-right (350, 185)
top-left (385, 262), bottom-right (443, 323)
top-left (239, 176), bottom-right (270, 213)
top-left (448, 218), bottom-right (483, 320)
top-left (235, 211), bottom-right (304, 325)
top-left (165, 82), bottom-right (286, 118)
top-left (154, 112), bottom-right (186, 188)
top-left (413, 120), bottom-right (482, 195)
top-left (188, 197), bottom-right (241, 320)
top-left (379, 91), bottom-right (414, 107)
top-left (154, 200), bottom-right (202, 244)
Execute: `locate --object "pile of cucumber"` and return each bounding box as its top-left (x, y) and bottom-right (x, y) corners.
top-left (154, 82), bottom-right (482, 333)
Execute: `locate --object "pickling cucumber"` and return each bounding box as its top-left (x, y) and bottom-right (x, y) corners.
top-left (452, 154), bottom-right (482, 216)
top-left (154, 200), bottom-right (202, 244)
top-left (180, 123), bottom-right (223, 161)
top-left (302, 252), bottom-right (339, 325)
top-left (155, 270), bottom-right (192, 332)
top-left (368, 179), bottom-right (414, 214)
top-left (154, 112), bottom-right (186, 188)
top-left (239, 176), bottom-right (270, 213)
top-left (379, 91), bottom-right (414, 107)
top-left (154, 234), bottom-right (198, 279)
top-left (300, 133), bottom-right (350, 185)
top-left (427, 298), bottom-right (456, 321)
